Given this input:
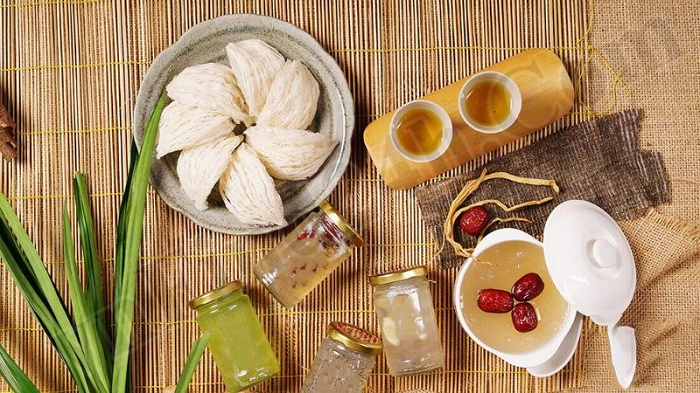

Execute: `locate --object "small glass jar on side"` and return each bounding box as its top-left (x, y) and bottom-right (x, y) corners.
top-left (189, 281), bottom-right (279, 392)
top-left (301, 322), bottom-right (382, 393)
top-left (254, 200), bottom-right (364, 308)
top-left (369, 266), bottom-right (445, 376)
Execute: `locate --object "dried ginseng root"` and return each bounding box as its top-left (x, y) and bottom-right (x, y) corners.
top-left (0, 100), bottom-right (17, 161)
top-left (442, 169), bottom-right (559, 258)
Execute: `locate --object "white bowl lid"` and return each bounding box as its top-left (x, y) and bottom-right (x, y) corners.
top-left (543, 200), bottom-right (636, 325)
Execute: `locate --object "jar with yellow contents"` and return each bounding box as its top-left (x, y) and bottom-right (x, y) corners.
top-left (189, 281), bottom-right (279, 392)
top-left (369, 266), bottom-right (445, 376)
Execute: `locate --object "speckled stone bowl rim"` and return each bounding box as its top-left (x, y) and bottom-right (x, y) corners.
top-left (133, 14), bottom-right (354, 235)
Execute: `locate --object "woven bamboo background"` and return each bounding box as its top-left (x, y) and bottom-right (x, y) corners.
top-left (4, 0), bottom-right (693, 392)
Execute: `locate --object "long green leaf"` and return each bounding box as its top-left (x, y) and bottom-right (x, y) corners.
top-left (0, 212), bottom-right (90, 393)
top-left (112, 93), bottom-right (167, 393)
top-left (0, 342), bottom-right (40, 393)
top-left (113, 142), bottom-right (138, 336)
top-left (112, 145), bottom-right (138, 393)
top-left (0, 195), bottom-right (87, 359)
top-left (73, 172), bottom-right (112, 370)
top-left (63, 205), bottom-right (111, 393)
top-left (174, 333), bottom-right (210, 393)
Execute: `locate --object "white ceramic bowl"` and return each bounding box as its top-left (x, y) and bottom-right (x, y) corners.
top-left (458, 71), bottom-right (522, 134)
top-left (133, 15), bottom-right (354, 235)
top-left (453, 228), bottom-right (577, 368)
top-left (389, 100), bottom-right (453, 163)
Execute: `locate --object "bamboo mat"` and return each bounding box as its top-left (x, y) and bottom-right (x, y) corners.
top-left (0, 1), bottom-right (600, 392)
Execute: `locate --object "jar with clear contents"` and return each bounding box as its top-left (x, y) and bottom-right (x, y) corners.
top-left (189, 281), bottom-right (279, 392)
top-left (254, 201), bottom-right (364, 308)
top-left (369, 266), bottom-right (445, 376)
top-left (301, 322), bottom-right (382, 393)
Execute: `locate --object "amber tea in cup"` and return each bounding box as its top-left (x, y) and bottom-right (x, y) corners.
top-left (459, 71), bottom-right (522, 134)
top-left (464, 80), bottom-right (512, 127)
top-left (395, 108), bottom-right (443, 156)
top-left (390, 100), bottom-right (453, 163)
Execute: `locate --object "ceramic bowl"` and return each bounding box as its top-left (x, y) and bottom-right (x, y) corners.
top-left (133, 14), bottom-right (354, 235)
top-left (453, 228), bottom-right (578, 369)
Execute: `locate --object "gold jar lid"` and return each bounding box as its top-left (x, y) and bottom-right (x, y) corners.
top-left (327, 322), bottom-right (382, 356)
top-left (319, 200), bottom-right (364, 247)
top-left (188, 281), bottom-right (243, 310)
top-left (368, 266), bottom-right (428, 286)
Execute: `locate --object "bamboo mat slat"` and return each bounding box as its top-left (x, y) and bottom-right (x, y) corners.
top-left (0, 1), bottom-right (594, 392)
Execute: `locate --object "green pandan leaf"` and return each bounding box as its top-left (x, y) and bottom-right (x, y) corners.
top-left (0, 343), bottom-right (40, 393)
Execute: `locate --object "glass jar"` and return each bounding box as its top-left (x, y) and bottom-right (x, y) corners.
top-left (369, 266), bottom-right (445, 376)
top-left (301, 322), bottom-right (382, 393)
top-left (254, 200), bottom-right (364, 308)
top-left (189, 281), bottom-right (279, 392)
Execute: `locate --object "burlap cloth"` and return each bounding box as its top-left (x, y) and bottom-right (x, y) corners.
top-left (415, 109), bottom-right (668, 269)
top-left (570, 2), bottom-right (700, 389)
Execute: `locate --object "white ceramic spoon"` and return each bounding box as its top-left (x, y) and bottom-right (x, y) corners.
top-left (527, 313), bottom-right (584, 377)
top-left (608, 325), bottom-right (637, 389)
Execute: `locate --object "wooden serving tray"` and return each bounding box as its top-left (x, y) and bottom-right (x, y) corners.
top-left (363, 48), bottom-right (574, 190)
